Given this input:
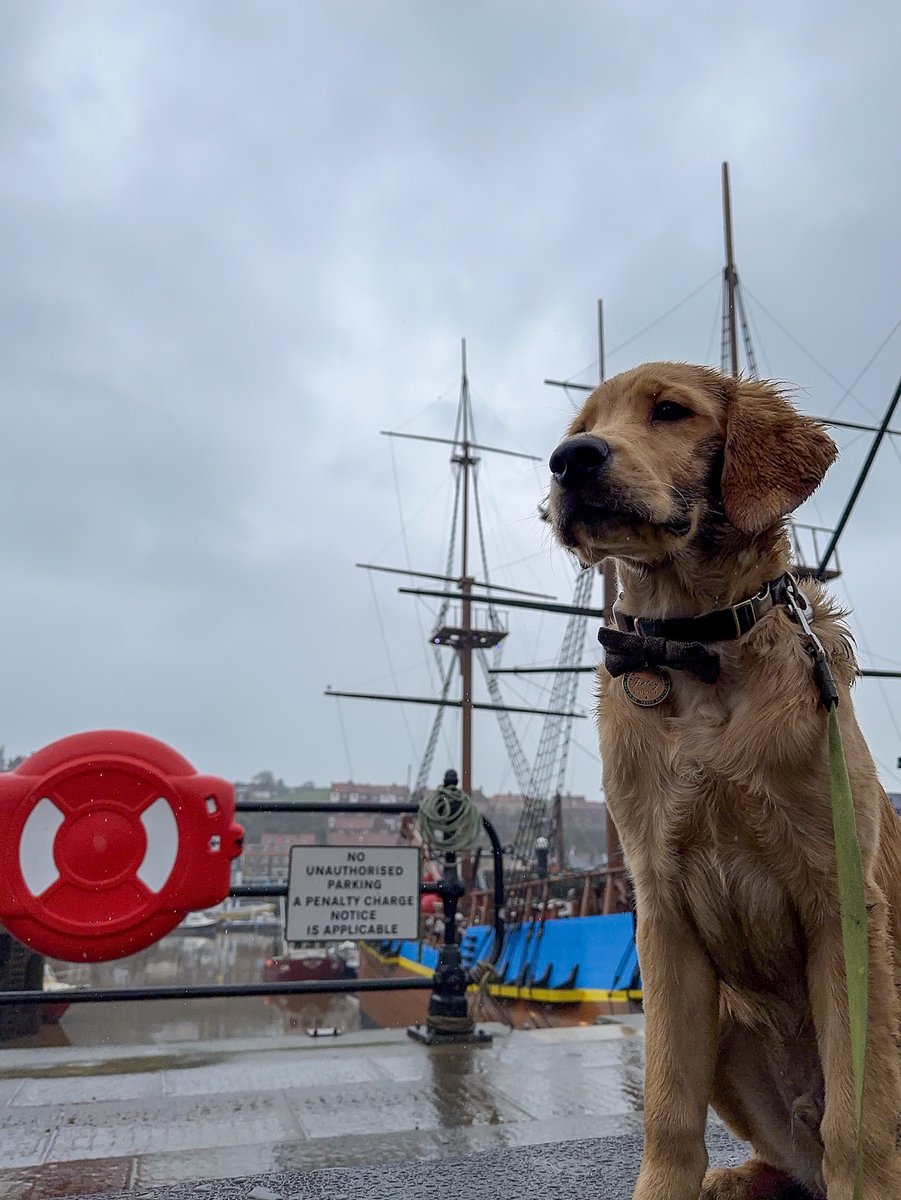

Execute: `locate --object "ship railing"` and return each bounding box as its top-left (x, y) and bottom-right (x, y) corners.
top-left (418, 864), bottom-right (629, 952)
top-left (417, 865), bottom-right (634, 983)
top-left (790, 522), bottom-right (841, 580)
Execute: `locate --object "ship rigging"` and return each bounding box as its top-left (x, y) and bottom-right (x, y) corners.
top-left (328, 159), bottom-right (901, 902)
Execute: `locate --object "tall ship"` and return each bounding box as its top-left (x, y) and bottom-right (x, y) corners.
top-left (328, 330), bottom-right (640, 1028)
top-left (329, 162), bottom-right (901, 1030)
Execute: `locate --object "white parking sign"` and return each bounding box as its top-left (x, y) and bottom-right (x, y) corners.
top-left (286, 845), bottom-right (421, 942)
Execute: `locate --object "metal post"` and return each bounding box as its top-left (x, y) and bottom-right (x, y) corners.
top-left (408, 799), bottom-right (501, 1045)
top-left (409, 850), bottom-right (489, 1044)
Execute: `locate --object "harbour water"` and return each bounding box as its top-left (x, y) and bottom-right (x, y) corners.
top-left (22, 931), bottom-right (367, 1050)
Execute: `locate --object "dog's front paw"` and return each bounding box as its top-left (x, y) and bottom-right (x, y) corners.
top-left (631, 1160), bottom-right (705, 1200)
top-left (700, 1160), bottom-right (816, 1200)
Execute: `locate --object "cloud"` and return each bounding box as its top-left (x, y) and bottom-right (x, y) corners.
top-left (0, 0), bottom-right (899, 801)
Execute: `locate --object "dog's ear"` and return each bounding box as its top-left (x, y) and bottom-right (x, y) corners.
top-left (720, 378), bottom-right (837, 534)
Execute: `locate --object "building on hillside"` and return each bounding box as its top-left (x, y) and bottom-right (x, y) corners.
top-left (236, 784), bottom-right (330, 884)
top-left (487, 793), bottom-right (524, 808)
top-left (235, 777), bottom-right (609, 883)
top-left (237, 783), bottom-right (330, 812)
top-left (240, 831), bottom-right (317, 883)
top-left (325, 809), bottom-right (403, 844)
top-left (238, 782), bottom-right (410, 882)
top-left (329, 781), bottom-right (410, 805)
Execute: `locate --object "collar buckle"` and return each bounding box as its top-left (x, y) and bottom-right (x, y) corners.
top-left (730, 581), bottom-right (771, 637)
top-left (730, 596), bottom-right (756, 638)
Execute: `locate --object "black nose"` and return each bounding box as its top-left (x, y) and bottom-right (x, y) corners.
top-left (549, 435), bottom-right (611, 486)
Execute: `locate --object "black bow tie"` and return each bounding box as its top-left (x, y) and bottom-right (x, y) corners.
top-left (597, 626), bottom-right (721, 684)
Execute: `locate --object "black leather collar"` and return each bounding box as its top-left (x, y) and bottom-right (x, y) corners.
top-left (613, 574), bottom-right (792, 644)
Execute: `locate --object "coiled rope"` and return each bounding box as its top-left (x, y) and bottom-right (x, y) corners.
top-left (417, 785), bottom-right (482, 854)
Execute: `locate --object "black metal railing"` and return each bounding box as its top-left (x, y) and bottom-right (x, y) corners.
top-left (0, 802), bottom-right (505, 1028)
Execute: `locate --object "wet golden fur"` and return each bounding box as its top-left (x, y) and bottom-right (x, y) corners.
top-left (547, 363), bottom-right (901, 1199)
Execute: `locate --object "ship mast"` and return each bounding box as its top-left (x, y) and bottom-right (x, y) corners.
top-left (439, 338), bottom-right (582, 797)
top-left (722, 162), bottom-right (740, 379)
top-left (331, 342), bottom-right (587, 804)
top-left (719, 161), bottom-right (759, 381)
top-left (457, 339), bottom-right (475, 796)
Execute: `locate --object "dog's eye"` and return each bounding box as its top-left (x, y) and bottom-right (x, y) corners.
top-left (651, 400), bottom-right (692, 423)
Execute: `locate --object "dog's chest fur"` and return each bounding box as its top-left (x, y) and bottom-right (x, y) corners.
top-left (599, 661), bottom-right (827, 1012)
top-left (672, 794), bottom-right (806, 1002)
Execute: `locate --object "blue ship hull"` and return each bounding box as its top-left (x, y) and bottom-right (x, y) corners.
top-left (368, 911), bottom-right (641, 1005)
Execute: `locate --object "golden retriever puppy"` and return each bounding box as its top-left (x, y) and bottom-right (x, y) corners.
top-left (547, 363), bottom-right (901, 1199)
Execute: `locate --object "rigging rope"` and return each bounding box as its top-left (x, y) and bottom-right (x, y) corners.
top-left (744, 287), bottom-right (875, 416)
top-left (553, 273), bottom-right (721, 388)
top-left (334, 697), bottom-right (355, 780)
top-left (510, 567), bottom-right (594, 873)
top-left (470, 465), bottom-right (542, 801)
top-left (413, 461), bottom-right (465, 797)
top-left (606, 272), bottom-right (721, 363)
top-left (825, 316), bottom-right (901, 418)
top-left (472, 456), bottom-right (595, 874)
top-left (742, 288), bottom-right (772, 378)
top-left (735, 284), bottom-right (759, 380)
top-left (475, 650), bottom-right (534, 797)
top-left (413, 657), bottom-right (455, 801)
top-left (366, 572), bottom-right (419, 759)
top-left (720, 276), bottom-right (731, 377)
top-left (705, 292), bottom-right (722, 366)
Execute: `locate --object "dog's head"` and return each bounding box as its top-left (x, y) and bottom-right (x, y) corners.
top-left (547, 362), bottom-right (837, 566)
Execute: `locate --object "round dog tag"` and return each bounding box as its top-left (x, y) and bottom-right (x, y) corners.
top-left (622, 669), bottom-right (671, 707)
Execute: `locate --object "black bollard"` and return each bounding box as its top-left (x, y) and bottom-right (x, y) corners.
top-left (408, 850), bottom-right (491, 1045)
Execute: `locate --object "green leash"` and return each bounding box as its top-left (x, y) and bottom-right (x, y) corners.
top-left (828, 705), bottom-right (868, 1200)
top-left (784, 577), bottom-right (868, 1197)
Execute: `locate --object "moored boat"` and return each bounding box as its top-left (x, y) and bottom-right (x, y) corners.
top-left (169, 911), bottom-right (219, 937)
top-left (41, 963), bottom-right (74, 1024)
top-left (263, 942), bottom-right (358, 984)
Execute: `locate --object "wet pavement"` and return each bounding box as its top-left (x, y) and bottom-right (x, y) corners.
top-left (0, 937), bottom-right (747, 1199)
top-left (70, 1131), bottom-right (748, 1200)
top-left (0, 1014), bottom-right (725, 1199)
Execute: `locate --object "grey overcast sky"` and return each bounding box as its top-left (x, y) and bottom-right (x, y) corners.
top-left (2, 1), bottom-right (900, 802)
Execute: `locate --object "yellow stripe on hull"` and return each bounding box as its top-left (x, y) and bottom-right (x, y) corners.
top-left (363, 945), bottom-right (642, 1004)
top-left (485, 983), bottom-right (642, 1003)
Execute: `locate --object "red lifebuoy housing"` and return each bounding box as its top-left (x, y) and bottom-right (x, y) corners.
top-left (0, 730), bottom-right (243, 961)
